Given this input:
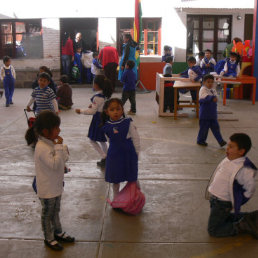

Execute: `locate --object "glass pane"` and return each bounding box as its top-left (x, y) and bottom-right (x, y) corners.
top-left (187, 17), bottom-right (199, 29)
top-left (218, 18), bottom-right (229, 29)
top-left (203, 42), bottom-right (214, 51)
top-left (139, 44), bottom-right (144, 55)
top-left (2, 34), bottom-right (13, 45)
top-left (147, 44), bottom-right (158, 55)
top-left (203, 30), bottom-right (214, 40)
top-left (16, 22), bottom-right (26, 33)
top-left (193, 29), bottom-right (199, 41)
top-left (147, 32), bottom-right (158, 43)
top-left (192, 42), bottom-right (200, 55)
top-left (218, 42), bottom-right (228, 51)
top-left (218, 29), bottom-right (229, 40)
top-left (203, 18), bottom-right (214, 29)
top-left (1, 22), bottom-right (12, 33)
top-left (2, 35), bottom-right (13, 57)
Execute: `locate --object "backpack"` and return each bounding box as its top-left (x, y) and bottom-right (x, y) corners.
top-left (107, 182), bottom-right (145, 215)
top-left (215, 59), bottom-right (226, 74)
top-left (71, 66), bottom-right (80, 80)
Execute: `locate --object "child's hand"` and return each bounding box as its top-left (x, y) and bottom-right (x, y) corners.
top-left (55, 136), bottom-right (63, 144)
top-left (213, 97), bottom-right (218, 102)
top-left (88, 104), bottom-right (92, 108)
top-left (26, 106), bottom-right (31, 112)
top-left (75, 109), bottom-right (81, 114)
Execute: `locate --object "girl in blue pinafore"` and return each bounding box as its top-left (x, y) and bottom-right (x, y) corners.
top-left (118, 34), bottom-right (138, 81)
top-left (0, 56), bottom-right (16, 107)
top-left (75, 75), bottom-right (113, 167)
top-left (101, 98), bottom-right (140, 199)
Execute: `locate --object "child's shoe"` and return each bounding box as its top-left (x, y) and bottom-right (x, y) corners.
top-left (127, 110), bottom-right (136, 115)
top-left (97, 158), bottom-right (106, 168)
top-left (5, 103), bottom-right (9, 107)
top-left (44, 239), bottom-right (63, 251)
top-left (0, 91), bottom-right (3, 98)
top-left (236, 214), bottom-right (258, 239)
top-left (54, 232), bottom-right (75, 243)
top-left (197, 142), bottom-right (208, 146)
top-left (219, 140), bottom-right (227, 147)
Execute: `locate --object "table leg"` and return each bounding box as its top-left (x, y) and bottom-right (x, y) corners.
top-left (223, 83), bottom-right (227, 105)
top-left (252, 82), bottom-right (256, 105)
top-left (174, 88), bottom-right (177, 120)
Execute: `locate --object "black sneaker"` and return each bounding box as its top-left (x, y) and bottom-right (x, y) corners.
top-left (237, 215), bottom-right (258, 239)
top-left (54, 232), bottom-right (75, 243)
top-left (10, 101), bottom-right (13, 104)
top-left (197, 142), bottom-right (208, 146)
top-left (5, 103), bottom-right (9, 107)
top-left (44, 239), bottom-right (63, 251)
top-left (97, 158), bottom-right (106, 168)
top-left (219, 140), bottom-right (227, 147)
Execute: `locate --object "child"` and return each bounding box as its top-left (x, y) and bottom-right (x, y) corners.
top-left (163, 56), bottom-right (175, 113)
top-left (101, 98), bottom-right (140, 199)
top-left (121, 60), bottom-right (137, 115)
top-left (73, 47), bottom-right (83, 83)
top-left (197, 74), bottom-right (226, 147)
top-left (162, 45), bottom-right (173, 62)
top-left (25, 111), bottom-right (74, 250)
top-left (200, 49), bottom-right (216, 76)
top-left (26, 73), bottom-right (58, 115)
top-left (91, 52), bottom-right (102, 80)
top-left (57, 75), bottom-right (73, 110)
top-left (196, 51), bottom-right (204, 67)
top-left (81, 47), bottom-right (93, 84)
top-left (0, 56), bottom-right (16, 107)
top-left (180, 56), bottom-right (202, 102)
top-left (207, 133), bottom-right (258, 239)
top-left (220, 52), bottom-right (240, 77)
top-left (75, 75), bottom-right (113, 167)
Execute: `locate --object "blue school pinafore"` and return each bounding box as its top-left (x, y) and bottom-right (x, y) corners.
top-left (3, 67), bottom-right (15, 105)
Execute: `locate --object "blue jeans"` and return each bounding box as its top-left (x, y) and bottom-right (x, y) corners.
top-left (40, 196), bottom-right (62, 241)
top-left (208, 197), bottom-right (240, 237)
top-left (61, 55), bottom-right (71, 76)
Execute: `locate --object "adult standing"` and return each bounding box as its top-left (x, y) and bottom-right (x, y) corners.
top-left (61, 32), bottom-right (74, 77)
top-left (74, 32), bottom-right (86, 52)
top-left (99, 45), bottom-right (119, 90)
top-left (118, 34), bottom-right (138, 81)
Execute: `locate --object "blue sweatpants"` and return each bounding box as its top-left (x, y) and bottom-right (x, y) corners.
top-left (4, 80), bottom-right (15, 105)
top-left (197, 119), bottom-right (223, 144)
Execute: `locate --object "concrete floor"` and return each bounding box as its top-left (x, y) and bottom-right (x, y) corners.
top-left (1, 88), bottom-right (258, 258)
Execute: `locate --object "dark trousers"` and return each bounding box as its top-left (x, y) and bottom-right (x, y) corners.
top-left (4, 80), bottom-right (15, 105)
top-left (197, 119), bottom-right (223, 144)
top-left (104, 62), bottom-right (118, 90)
top-left (122, 90), bottom-right (136, 113)
top-left (208, 197), bottom-right (240, 237)
top-left (164, 87), bottom-right (174, 112)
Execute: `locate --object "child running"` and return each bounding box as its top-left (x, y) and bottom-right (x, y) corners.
top-left (26, 72), bottom-right (58, 115)
top-left (75, 75), bottom-right (113, 167)
top-left (206, 133), bottom-right (258, 239)
top-left (25, 111), bottom-right (74, 251)
top-left (197, 74), bottom-right (226, 147)
top-left (0, 56), bottom-right (16, 107)
top-left (101, 98), bottom-right (140, 199)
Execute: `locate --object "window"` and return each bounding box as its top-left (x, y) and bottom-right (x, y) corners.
top-left (0, 19), bottom-right (43, 59)
top-left (116, 18), bottom-right (161, 56)
top-left (187, 15), bottom-right (232, 60)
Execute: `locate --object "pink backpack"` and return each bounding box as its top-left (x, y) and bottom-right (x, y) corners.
top-left (107, 182), bottom-right (145, 215)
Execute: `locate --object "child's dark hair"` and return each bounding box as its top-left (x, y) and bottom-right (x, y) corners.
top-left (38, 72), bottom-right (51, 82)
top-left (3, 56), bottom-right (11, 64)
top-left (229, 52), bottom-right (240, 63)
top-left (165, 56), bottom-right (173, 63)
top-left (39, 66), bottom-right (53, 77)
top-left (126, 60), bottom-right (135, 69)
top-left (198, 52), bottom-right (205, 57)
top-left (25, 111), bottom-right (61, 146)
top-left (164, 45), bottom-right (172, 52)
top-left (60, 74), bottom-right (69, 83)
top-left (94, 75), bottom-right (113, 98)
top-left (229, 133), bottom-right (252, 155)
top-left (187, 56), bottom-right (196, 64)
top-left (101, 98), bottom-right (125, 126)
top-left (93, 52), bottom-right (99, 58)
top-left (205, 49), bottom-right (212, 53)
top-left (203, 74), bottom-right (214, 82)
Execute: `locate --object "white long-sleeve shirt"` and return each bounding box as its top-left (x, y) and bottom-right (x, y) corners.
top-left (34, 136), bottom-right (69, 199)
top-left (0, 65), bottom-right (16, 80)
top-left (220, 61), bottom-right (240, 77)
top-left (79, 91), bottom-right (105, 115)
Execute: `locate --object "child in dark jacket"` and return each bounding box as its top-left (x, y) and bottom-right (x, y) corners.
top-left (57, 75), bottom-right (73, 110)
top-left (197, 74), bottom-right (226, 147)
top-left (121, 60), bottom-right (137, 115)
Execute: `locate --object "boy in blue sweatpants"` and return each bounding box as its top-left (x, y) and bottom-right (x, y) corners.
top-left (0, 56), bottom-right (16, 107)
top-left (197, 74), bottom-right (226, 147)
top-left (207, 133), bottom-right (258, 239)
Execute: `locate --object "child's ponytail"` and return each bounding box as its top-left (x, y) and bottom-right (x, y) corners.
top-left (94, 75), bottom-right (113, 99)
top-left (25, 126), bottom-right (38, 146)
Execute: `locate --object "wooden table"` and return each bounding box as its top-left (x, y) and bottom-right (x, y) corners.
top-left (173, 81), bottom-right (201, 120)
top-left (216, 75), bottom-right (256, 105)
